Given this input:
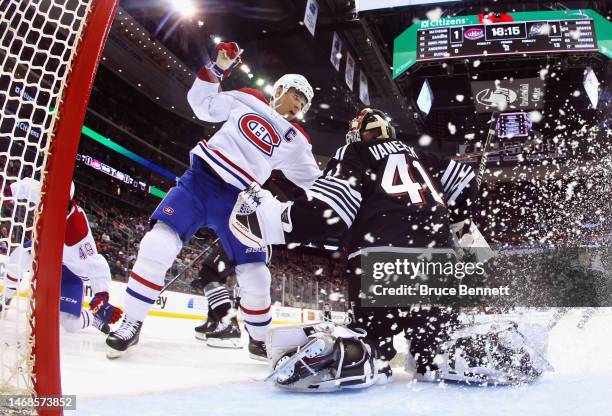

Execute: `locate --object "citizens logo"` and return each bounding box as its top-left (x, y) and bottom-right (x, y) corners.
top-left (464, 27), bottom-right (485, 40)
top-left (162, 206), bottom-right (174, 215)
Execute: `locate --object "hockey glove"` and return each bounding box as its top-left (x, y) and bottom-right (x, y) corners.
top-left (90, 292), bottom-right (123, 324)
top-left (229, 183), bottom-right (292, 249)
top-left (206, 41), bottom-right (243, 79)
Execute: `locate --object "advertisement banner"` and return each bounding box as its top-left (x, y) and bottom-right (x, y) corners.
top-left (470, 78), bottom-right (545, 113)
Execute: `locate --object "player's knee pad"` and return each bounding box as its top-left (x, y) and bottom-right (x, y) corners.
top-left (60, 312), bottom-right (82, 333)
top-left (136, 221), bottom-right (183, 271)
top-left (235, 262), bottom-right (271, 305)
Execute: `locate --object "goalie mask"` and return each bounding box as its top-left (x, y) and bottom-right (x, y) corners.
top-left (346, 108), bottom-right (396, 144)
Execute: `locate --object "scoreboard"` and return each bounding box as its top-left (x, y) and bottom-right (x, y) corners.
top-left (417, 19), bottom-right (597, 61)
top-left (393, 9), bottom-right (612, 78)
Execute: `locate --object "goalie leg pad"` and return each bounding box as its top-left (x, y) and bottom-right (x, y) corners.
top-left (267, 324), bottom-right (382, 392)
top-left (431, 321), bottom-right (554, 385)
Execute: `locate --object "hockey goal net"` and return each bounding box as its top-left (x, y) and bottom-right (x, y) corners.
top-left (0, 1), bottom-right (117, 413)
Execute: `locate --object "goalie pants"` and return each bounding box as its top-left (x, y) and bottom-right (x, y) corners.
top-left (346, 257), bottom-right (459, 374)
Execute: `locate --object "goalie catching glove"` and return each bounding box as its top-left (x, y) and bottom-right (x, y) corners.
top-left (229, 183), bottom-right (292, 248)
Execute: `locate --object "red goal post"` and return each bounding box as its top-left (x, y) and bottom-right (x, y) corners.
top-left (0, 1), bottom-right (118, 415)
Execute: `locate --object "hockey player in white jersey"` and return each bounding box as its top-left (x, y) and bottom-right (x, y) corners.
top-left (106, 41), bottom-right (321, 359)
top-left (1, 179), bottom-right (122, 334)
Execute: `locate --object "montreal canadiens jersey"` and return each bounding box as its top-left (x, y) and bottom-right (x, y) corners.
top-left (187, 69), bottom-right (322, 190)
top-left (288, 139), bottom-right (477, 252)
top-left (6, 201), bottom-right (111, 294)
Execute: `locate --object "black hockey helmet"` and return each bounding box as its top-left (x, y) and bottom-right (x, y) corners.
top-left (346, 108), bottom-right (396, 144)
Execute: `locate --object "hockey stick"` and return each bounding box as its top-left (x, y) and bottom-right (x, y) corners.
top-left (475, 111), bottom-right (500, 189)
top-left (458, 112), bottom-right (499, 236)
top-left (160, 237), bottom-right (220, 294)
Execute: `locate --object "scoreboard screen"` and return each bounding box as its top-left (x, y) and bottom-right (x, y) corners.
top-left (417, 19), bottom-right (597, 61)
top-left (496, 112), bottom-right (531, 139)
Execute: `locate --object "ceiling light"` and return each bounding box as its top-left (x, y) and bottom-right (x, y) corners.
top-left (172, 0), bottom-right (196, 17)
top-left (213, 36), bottom-right (221, 44)
top-left (255, 78), bottom-right (265, 87)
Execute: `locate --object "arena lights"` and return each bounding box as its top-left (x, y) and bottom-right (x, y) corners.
top-left (171, 0), bottom-right (196, 17)
top-left (255, 78), bottom-right (265, 87)
top-left (213, 36), bottom-right (221, 44)
top-left (240, 64), bottom-right (251, 73)
top-left (264, 85), bottom-right (274, 95)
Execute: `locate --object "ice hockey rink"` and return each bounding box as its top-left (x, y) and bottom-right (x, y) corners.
top-left (63, 309), bottom-right (612, 416)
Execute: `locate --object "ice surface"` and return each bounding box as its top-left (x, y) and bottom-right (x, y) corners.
top-left (63, 309), bottom-right (612, 415)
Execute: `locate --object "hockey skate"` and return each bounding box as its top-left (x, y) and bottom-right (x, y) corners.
top-left (248, 335), bottom-right (268, 361)
top-left (194, 312), bottom-right (219, 341)
top-left (106, 317), bottom-right (143, 359)
top-left (206, 317), bottom-right (242, 349)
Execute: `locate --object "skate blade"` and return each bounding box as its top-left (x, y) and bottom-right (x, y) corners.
top-left (249, 353), bottom-right (268, 362)
top-left (106, 347), bottom-right (124, 360)
top-left (206, 338), bottom-right (243, 349)
top-left (195, 333), bottom-right (207, 341)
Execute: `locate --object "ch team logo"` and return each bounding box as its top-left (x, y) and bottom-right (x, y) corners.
top-left (163, 206), bottom-right (174, 215)
top-left (238, 113), bottom-right (282, 156)
top-left (464, 27), bottom-right (484, 40)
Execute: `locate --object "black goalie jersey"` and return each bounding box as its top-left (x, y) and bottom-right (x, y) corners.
top-left (287, 139), bottom-right (477, 252)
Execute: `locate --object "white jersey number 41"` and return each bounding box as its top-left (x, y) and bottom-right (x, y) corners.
top-left (381, 154), bottom-right (445, 205)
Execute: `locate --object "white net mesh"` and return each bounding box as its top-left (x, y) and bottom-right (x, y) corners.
top-left (0, 0), bottom-right (94, 398)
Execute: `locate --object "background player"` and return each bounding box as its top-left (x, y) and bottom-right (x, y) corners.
top-left (1, 179), bottom-right (122, 334)
top-left (106, 41), bottom-right (321, 360)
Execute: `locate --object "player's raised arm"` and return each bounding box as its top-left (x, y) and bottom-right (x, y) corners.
top-left (186, 41), bottom-right (243, 122)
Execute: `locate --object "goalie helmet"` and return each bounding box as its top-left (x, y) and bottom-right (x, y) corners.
top-left (271, 74), bottom-right (314, 115)
top-left (346, 108), bottom-right (396, 144)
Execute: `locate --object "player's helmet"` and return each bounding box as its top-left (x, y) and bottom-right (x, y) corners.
top-left (346, 108), bottom-right (396, 144)
top-left (271, 74), bottom-right (314, 115)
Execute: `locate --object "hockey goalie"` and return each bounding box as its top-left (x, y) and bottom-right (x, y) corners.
top-left (229, 108), bottom-right (553, 391)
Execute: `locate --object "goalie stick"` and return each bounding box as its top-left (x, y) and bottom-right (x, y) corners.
top-left (160, 237), bottom-right (220, 294)
top-left (458, 112), bottom-right (499, 236)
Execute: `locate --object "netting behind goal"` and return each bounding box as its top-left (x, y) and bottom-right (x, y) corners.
top-left (0, 0), bottom-right (117, 410)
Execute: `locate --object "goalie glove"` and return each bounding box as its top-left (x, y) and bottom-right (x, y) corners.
top-left (90, 292), bottom-right (123, 324)
top-left (229, 183), bottom-right (292, 249)
top-left (206, 41), bottom-right (243, 79)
